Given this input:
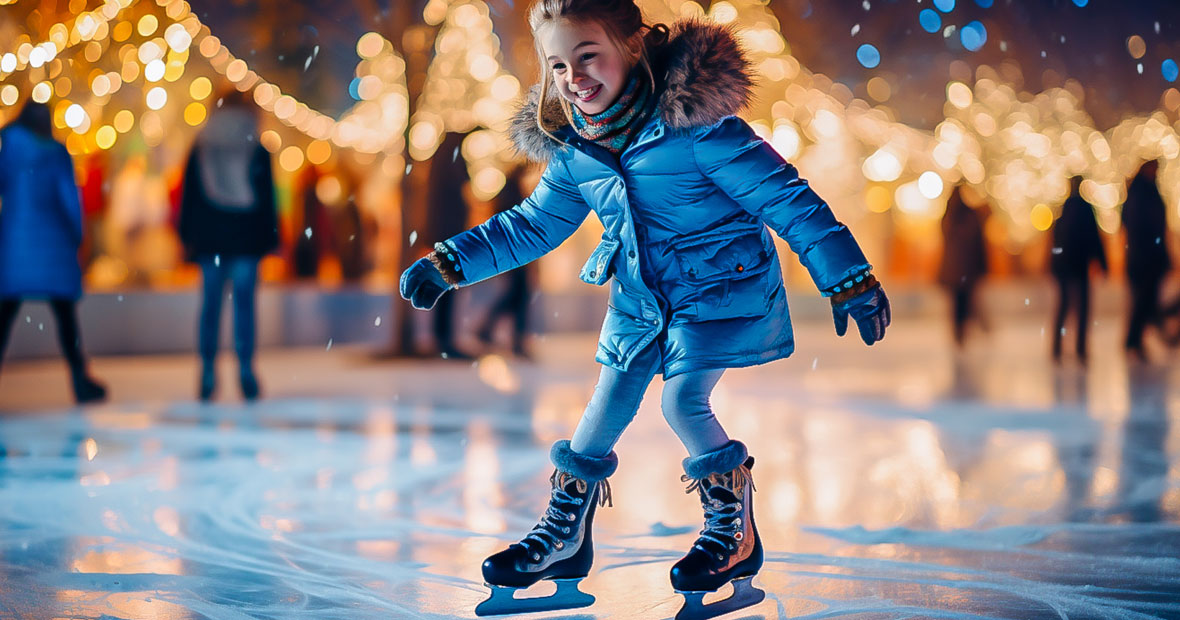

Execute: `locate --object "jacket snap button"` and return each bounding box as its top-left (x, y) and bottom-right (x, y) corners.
top-left (628, 251), bottom-right (636, 258)
top-left (589, 270), bottom-right (596, 278)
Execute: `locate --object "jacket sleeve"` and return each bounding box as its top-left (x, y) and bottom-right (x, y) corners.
top-left (442, 155), bottom-right (591, 286)
top-left (54, 146), bottom-right (84, 246)
top-left (692, 116), bottom-right (870, 291)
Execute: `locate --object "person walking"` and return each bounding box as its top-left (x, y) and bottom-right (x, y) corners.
top-left (178, 90), bottom-right (279, 401)
top-left (938, 186), bottom-right (988, 347)
top-left (476, 165), bottom-right (537, 358)
top-left (1121, 160), bottom-right (1171, 362)
top-left (1049, 176), bottom-right (1107, 362)
top-left (0, 101), bottom-right (107, 403)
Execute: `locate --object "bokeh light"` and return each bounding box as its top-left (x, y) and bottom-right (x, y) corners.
top-left (1163, 59), bottom-right (1179, 83)
top-left (1127, 35), bottom-right (1146, 59)
top-left (933, 0), bottom-right (955, 13)
top-left (919, 9), bottom-right (941, 34)
top-left (856, 44), bottom-right (881, 69)
top-left (183, 102), bottom-right (206, 126)
top-left (961, 21), bottom-right (987, 52)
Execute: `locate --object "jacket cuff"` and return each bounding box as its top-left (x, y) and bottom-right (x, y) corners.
top-left (799, 227), bottom-right (871, 292)
top-left (427, 241), bottom-right (464, 287)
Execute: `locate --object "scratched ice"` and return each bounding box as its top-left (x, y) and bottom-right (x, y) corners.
top-left (0, 319), bottom-right (1178, 619)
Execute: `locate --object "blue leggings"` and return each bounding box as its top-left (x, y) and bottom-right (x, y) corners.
top-left (198, 255), bottom-right (259, 367)
top-left (570, 343), bottom-right (730, 459)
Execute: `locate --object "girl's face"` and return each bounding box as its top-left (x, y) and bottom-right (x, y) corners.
top-left (539, 19), bottom-right (636, 115)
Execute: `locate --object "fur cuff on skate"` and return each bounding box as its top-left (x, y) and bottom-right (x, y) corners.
top-left (682, 440), bottom-right (748, 479)
top-left (550, 440), bottom-right (618, 481)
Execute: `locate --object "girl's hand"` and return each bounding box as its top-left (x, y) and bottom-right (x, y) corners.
top-left (400, 258), bottom-right (451, 310)
top-left (831, 284), bottom-right (891, 345)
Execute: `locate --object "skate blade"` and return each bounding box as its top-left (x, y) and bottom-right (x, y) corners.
top-left (475, 578), bottom-right (595, 616)
top-left (675, 576), bottom-right (765, 620)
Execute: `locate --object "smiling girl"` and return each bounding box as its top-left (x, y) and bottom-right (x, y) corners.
top-left (400, 0), bottom-right (890, 617)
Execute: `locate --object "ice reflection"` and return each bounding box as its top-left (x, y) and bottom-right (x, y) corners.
top-left (0, 327), bottom-right (1177, 617)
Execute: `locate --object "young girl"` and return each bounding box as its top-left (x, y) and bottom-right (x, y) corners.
top-left (400, 0), bottom-right (890, 616)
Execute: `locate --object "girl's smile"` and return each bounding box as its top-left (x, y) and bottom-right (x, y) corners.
top-left (539, 19), bottom-right (636, 115)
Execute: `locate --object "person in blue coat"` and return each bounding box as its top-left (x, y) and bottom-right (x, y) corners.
top-left (0, 102), bottom-right (106, 403)
top-left (401, 0), bottom-right (890, 615)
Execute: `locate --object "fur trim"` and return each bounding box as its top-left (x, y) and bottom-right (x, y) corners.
top-left (550, 439), bottom-right (619, 481)
top-left (682, 440), bottom-right (748, 479)
top-left (508, 20), bottom-right (753, 162)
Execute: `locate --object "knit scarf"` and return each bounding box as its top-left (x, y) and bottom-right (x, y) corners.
top-left (569, 69), bottom-right (652, 154)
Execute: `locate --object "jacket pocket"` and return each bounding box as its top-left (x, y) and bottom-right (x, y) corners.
top-left (579, 238), bottom-right (620, 286)
top-left (672, 230), bottom-right (775, 321)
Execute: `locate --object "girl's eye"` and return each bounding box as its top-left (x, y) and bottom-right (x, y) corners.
top-left (551, 63), bottom-right (566, 72)
top-left (580, 53), bottom-right (596, 62)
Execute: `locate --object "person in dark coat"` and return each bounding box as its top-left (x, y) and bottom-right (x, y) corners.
top-left (425, 132), bottom-right (473, 359)
top-left (1121, 160), bottom-right (1171, 361)
top-left (938, 186), bottom-right (988, 346)
top-left (0, 101), bottom-right (106, 403)
top-left (178, 90), bottom-right (278, 400)
top-left (475, 165), bottom-right (537, 357)
top-left (1050, 176), bottom-right (1107, 362)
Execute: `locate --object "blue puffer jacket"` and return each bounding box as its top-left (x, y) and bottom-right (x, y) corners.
top-left (442, 21), bottom-right (870, 377)
top-left (0, 125), bottom-right (84, 301)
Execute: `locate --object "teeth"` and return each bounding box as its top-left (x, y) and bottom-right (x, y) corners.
top-left (576, 86), bottom-right (598, 98)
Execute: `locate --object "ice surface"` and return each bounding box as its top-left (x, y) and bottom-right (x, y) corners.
top-left (0, 320), bottom-right (1178, 619)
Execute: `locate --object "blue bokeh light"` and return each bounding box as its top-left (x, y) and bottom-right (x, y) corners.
top-left (933, 0), bottom-right (955, 12)
top-left (857, 44), bottom-right (881, 69)
top-left (1072, 0), bottom-right (1088, 6)
top-left (974, 0), bottom-right (993, 6)
top-left (961, 20), bottom-right (987, 52)
top-left (1164, 59), bottom-right (1179, 83)
top-left (919, 9), bottom-right (942, 33)
top-left (348, 78), bottom-right (362, 100)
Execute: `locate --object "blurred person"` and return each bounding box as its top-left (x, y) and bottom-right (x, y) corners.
top-left (178, 89), bottom-right (278, 401)
top-left (476, 165), bottom-right (537, 358)
top-left (1121, 160), bottom-right (1171, 362)
top-left (937, 186), bottom-right (988, 347)
top-left (0, 101), bottom-right (106, 403)
top-left (1049, 176), bottom-right (1107, 363)
top-left (425, 131), bottom-right (474, 360)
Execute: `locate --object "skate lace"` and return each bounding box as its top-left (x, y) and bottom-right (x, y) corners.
top-left (521, 471), bottom-right (612, 556)
top-left (682, 467), bottom-right (754, 555)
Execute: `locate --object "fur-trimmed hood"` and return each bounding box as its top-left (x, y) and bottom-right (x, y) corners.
top-left (509, 19), bottom-right (753, 163)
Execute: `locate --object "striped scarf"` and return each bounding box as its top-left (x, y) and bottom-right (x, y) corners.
top-left (570, 70), bottom-right (652, 154)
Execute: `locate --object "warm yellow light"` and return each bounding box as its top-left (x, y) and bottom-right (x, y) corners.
top-left (83, 41), bottom-right (102, 63)
top-left (274, 95), bottom-right (297, 120)
top-left (112, 20), bottom-right (132, 42)
top-left (1127, 35), bottom-right (1146, 59)
top-left (138, 40), bottom-right (163, 64)
top-left (113, 109), bottom-right (134, 133)
top-left (866, 185), bottom-right (892, 213)
top-left (306, 140), bottom-right (331, 165)
top-left (1031, 204), bottom-right (1053, 232)
top-left (867, 76), bottom-right (892, 102)
top-left (918, 171), bottom-right (944, 199)
top-left (357, 32), bottom-right (385, 59)
top-left (315, 175), bottom-right (343, 205)
top-left (199, 36), bottom-right (220, 58)
top-left (710, 1), bottom-right (738, 24)
top-left (0, 85), bottom-right (18, 106)
top-left (279, 145), bottom-right (305, 172)
top-left (31, 82), bottom-right (51, 103)
top-left (225, 58), bottom-right (248, 82)
top-left (146, 86), bottom-right (167, 110)
top-left (91, 74), bottom-right (111, 97)
top-left (947, 82), bottom-right (972, 109)
top-left (144, 59), bottom-right (165, 82)
top-left (164, 59), bottom-right (186, 82)
top-left (190, 76), bottom-right (212, 100)
top-left (165, 23), bottom-right (192, 52)
top-left (95, 125), bottom-right (116, 149)
top-left (357, 75), bottom-right (382, 100)
top-left (260, 130), bottom-right (281, 153)
top-left (469, 54), bottom-right (498, 81)
top-left (64, 103), bottom-right (86, 129)
top-left (121, 61), bottom-right (139, 82)
top-left (863, 148), bottom-right (903, 182)
top-left (141, 111), bottom-right (164, 146)
top-left (137, 14), bottom-right (159, 37)
top-left (490, 74), bottom-right (520, 101)
top-left (184, 102), bottom-right (206, 126)
top-left (53, 77), bottom-right (72, 97)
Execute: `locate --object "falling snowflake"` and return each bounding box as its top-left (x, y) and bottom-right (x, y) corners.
top-left (409, 230), bottom-right (418, 246)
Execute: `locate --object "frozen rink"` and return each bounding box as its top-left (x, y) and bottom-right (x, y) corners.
top-left (1, 317), bottom-right (1178, 620)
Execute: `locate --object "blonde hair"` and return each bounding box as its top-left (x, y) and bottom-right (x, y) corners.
top-left (527, 0), bottom-right (669, 145)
